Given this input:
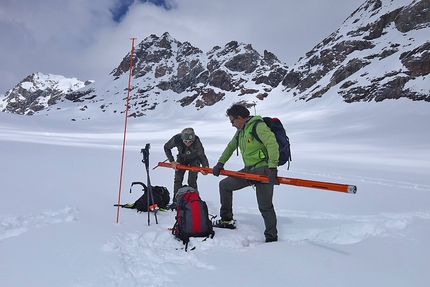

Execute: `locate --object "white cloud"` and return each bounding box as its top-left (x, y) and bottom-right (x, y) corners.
top-left (0, 0), bottom-right (365, 93)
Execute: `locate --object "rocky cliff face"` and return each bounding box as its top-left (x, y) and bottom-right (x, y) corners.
top-left (53, 30), bottom-right (291, 118)
top-left (284, 0), bottom-right (430, 102)
top-left (63, 32), bottom-right (289, 117)
top-left (0, 73), bottom-right (91, 115)
top-left (1, 0), bottom-right (428, 117)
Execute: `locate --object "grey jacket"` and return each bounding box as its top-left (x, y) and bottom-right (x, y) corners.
top-left (164, 134), bottom-right (209, 167)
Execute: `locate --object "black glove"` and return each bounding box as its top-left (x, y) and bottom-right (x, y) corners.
top-left (212, 162), bottom-right (224, 176)
top-left (268, 168), bottom-right (279, 185)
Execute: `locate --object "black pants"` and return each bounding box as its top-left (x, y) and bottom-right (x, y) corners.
top-left (219, 166), bottom-right (278, 241)
top-left (173, 159), bottom-right (199, 201)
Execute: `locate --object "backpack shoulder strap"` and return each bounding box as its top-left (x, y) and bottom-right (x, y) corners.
top-left (234, 130), bottom-right (240, 156)
top-left (129, 182), bottom-right (147, 193)
top-left (236, 119), bottom-right (264, 156)
top-left (251, 119), bottom-right (264, 143)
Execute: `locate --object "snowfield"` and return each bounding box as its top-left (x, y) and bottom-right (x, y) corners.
top-left (1, 97), bottom-right (430, 287)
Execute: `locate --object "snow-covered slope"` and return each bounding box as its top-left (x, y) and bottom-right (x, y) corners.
top-left (1, 85), bottom-right (429, 286)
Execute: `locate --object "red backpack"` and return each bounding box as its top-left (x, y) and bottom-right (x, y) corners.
top-left (172, 186), bottom-right (215, 251)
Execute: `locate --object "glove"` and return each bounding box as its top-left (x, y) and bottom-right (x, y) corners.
top-left (212, 162), bottom-right (224, 177)
top-left (268, 168), bottom-right (280, 185)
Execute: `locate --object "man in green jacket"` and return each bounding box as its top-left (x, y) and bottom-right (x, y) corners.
top-left (212, 104), bottom-right (280, 242)
top-left (164, 127), bottom-right (209, 203)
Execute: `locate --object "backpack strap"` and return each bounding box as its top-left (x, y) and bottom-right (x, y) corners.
top-left (235, 130), bottom-right (240, 156)
top-left (244, 120), bottom-right (267, 169)
top-left (251, 119), bottom-right (264, 143)
top-left (129, 182), bottom-right (147, 193)
top-left (236, 118), bottom-right (263, 156)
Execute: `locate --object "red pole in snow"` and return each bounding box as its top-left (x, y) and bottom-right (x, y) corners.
top-left (116, 38), bottom-right (137, 224)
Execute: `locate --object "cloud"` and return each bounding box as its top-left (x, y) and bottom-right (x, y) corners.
top-left (0, 0), bottom-right (365, 94)
top-left (111, 0), bottom-right (175, 22)
top-left (111, 0), bottom-right (135, 22)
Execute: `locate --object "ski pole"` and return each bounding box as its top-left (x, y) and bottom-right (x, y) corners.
top-left (141, 144), bottom-right (158, 225)
top-left (156, 162), bottom-right (357, 194)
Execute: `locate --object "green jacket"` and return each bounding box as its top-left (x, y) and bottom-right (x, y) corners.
top-left (218, 116), bottom-right (279, 169)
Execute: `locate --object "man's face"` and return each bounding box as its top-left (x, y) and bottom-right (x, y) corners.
top-left (229, 115), bottom-right (246, 130)
top-left (183, 140), bottom-right (194, 146)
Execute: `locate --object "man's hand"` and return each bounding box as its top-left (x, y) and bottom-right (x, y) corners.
top-left (268, 168), bottom-right (280, 185)
top-left (212, 162), bottom-right (224, 176)
top-left (171, 161), bottom-right (178, 171)
top-left (201, 166), bottom-right (209, 175)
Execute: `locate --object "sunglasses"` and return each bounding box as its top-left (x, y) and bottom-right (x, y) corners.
top-left (230, 117), bottom-right (237, 124)
top-left (183, 140), bottom-right (194, 144)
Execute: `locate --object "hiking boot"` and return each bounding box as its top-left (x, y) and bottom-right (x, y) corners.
top-left (265, 237), bottom-right (278, 243)
top-left (213, 219), bottom-right (236, 229)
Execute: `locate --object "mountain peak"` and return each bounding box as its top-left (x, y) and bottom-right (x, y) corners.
top-left (283, 0), bottom-right (430, 102)
top-left (0, 72), bottom-right (91, 115)
top-left (1, 0), bottom-right (428, 119)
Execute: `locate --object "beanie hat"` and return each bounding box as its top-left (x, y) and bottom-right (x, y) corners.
top-left (181, 127), bottom-right (195, 141)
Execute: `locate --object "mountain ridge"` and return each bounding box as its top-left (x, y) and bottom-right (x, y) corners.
top-left (1, 0), bottom-right (428, 118)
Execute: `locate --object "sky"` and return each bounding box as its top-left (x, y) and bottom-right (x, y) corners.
top-left (0, 0), bottom-right (365, 94)
top-left (1, 92), bottom-right (430, 286)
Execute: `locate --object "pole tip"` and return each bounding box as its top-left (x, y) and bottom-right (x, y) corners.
top-left (348, 185), bottom-right (357, 194)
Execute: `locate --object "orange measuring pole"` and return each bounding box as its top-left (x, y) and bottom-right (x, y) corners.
top-left (155, 162), bottom-right (357, 194)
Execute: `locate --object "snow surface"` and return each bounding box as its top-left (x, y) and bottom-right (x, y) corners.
top-left (1, 95), bottom-right (430, 287)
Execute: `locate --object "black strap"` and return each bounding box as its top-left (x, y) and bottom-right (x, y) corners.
top-left (251, 120), bottom-right (263, 143)
top-left (129, 182), bottom-right (147, 193)
top-left (235, 131), bottom-right (240, 156)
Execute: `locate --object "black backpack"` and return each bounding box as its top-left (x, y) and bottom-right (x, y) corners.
top-left (172, 186), bottom-right (215, 251)
top-left (129, 182), bottom-right (170, 212)
top-left (251, 117), bottom-right (292, 169)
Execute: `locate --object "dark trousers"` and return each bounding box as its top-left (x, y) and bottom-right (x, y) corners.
top-left (173, 159), bottom-right (199, 201)
top-left (219, 166), bottom-right (278, 240)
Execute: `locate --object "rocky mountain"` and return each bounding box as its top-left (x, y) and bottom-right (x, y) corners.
top-left (51, 32), bottom-right (289, 118)
top-left (1, 0), bottom-right (429, 117)
top-left (0, 72), bottom-right (92, 115)
top-left (284, 0), bottom-right (430, 102)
